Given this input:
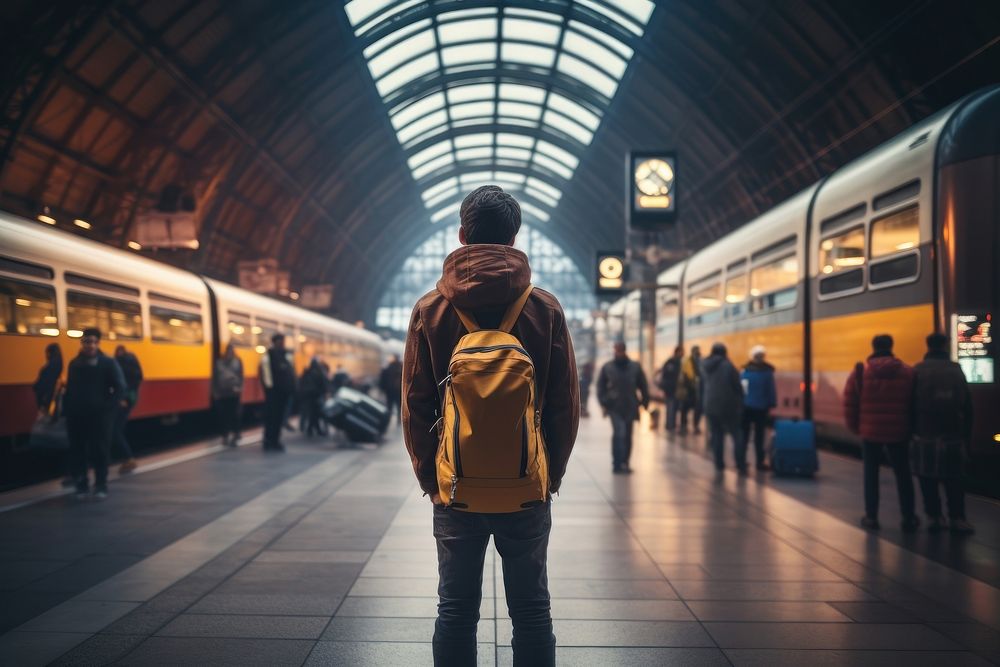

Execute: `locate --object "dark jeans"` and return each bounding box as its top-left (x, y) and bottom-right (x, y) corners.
top-left (112, 402), bottom-right (134, 460)
top-left (665, 397), bottom-right (678, 430)
top-left (708, 415), bottom-right (745, 470)
top-left (741, 407), bottom-right (768, 465)
top-left (609, 412), bottom-right (634, 470)
top-left (215, 396), bottom-right (241, 440)
top-left (433, 502), bottom-right (555, 667)
top-left (918, 476), bottom-right (966, 519)
top-left (679, 393), bottom-right (702, 432)
top-left (263, 390), bottom-right (291, 447)
top-left (862, 441), bottom-right (915, 520)
top-left (386, 393), bottom-right (401, 423)
top-left (67, 412), bottom-right (112, 490)
top-left (301, 394), bottom-right (324, 436)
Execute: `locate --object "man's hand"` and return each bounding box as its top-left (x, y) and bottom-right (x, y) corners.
top-left (430, 492), bottom-right (444, 505)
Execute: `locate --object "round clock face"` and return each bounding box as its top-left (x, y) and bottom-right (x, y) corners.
top-left (599, 256), bottom-right (624, 280)
top-left (634, 159), bottom-right (674, 196)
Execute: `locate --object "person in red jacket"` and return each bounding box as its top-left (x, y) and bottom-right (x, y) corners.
top-left (843, 334), bottom-right (918, 532)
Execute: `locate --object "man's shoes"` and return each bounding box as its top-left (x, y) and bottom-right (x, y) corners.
top-left (860, 516), bottom-right (880, 530)
top-left (92, 487), bottom-right (108, 501)
top-left (118, 459), bottom-right (138, 475)
top-left (927, 516), bottom-right (948, 533)
top-left (901, 516), bottom-right (921, 534)
top-left (949, 518), bottom-right (976, 535)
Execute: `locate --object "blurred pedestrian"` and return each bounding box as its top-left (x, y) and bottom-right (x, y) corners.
top-left (702, 343), bottom-right (746, 475)
top-left (579, 359), bottom-right (594, 417)
top-left (678, 345), bottom-right (702, 435)
top-left (212, 342), bottom-right (244, 447)
top-left (299, 356), bottom-right (329, 436)
top-left (33, 343), bottom-right (62, 418)
top-left (911, 333), bottom-right (975, 535)
top-left (843, 334), bottom-right (918, 532)
top-left (112, 345), bottom-right (143, 474)
top-left (657, 346), bottom-right (684, 432)
top-left (741, 345), bottom-right (776, 471)
top-left (330, 364), bottom-right (351, 393)
top-left (260, 333), bottom-right (295, 452)
top-left (63, 328), bottom-right (126, 500)
top-left (597, 341), bottom-right (649, 474)
top-left (379, 354), bottom-right (403, 423)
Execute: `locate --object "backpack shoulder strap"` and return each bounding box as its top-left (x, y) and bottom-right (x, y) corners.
top-left (499, 285), bottom-right (533, 333)
top-left (452, 306), bottom-right (479, 333)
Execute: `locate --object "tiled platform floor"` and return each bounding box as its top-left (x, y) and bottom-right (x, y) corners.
top-left (0, 417), bottom-right (998, 665)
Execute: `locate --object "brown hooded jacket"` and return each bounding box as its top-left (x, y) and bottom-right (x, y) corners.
top-left (402, 244), bottom-right (580, 496)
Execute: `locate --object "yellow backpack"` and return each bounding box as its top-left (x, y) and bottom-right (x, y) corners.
top-left (436, 285), bottom-right (549, 513)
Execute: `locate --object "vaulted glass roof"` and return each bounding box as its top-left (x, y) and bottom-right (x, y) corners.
top-left (345, 0), bottom-right (655, 227)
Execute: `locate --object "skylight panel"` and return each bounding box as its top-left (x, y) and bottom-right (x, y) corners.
top-left (396, 109), bottom-right (447, 144)
top-left (344, 0), bottom-right (394, 28)
top-left (450, 101), bottom-right (495, 120)
top-left (441, 43), bottom-right (497, 67)
top-left (609, 0), bottom-right (656, 25)
top-left (498, 83), bottom-right (546, 104)
top-left (542, 110), bottom-right (594, 145)
top-left (364, 19), bottom-right (432, 59)
top-left (493, 171), bottom-right (526, 185)
top-left (369, 29), bottom-right (435, 79)
top-left (497, 101), bottom-right (542, 120)
top-left (447, 84), bottom-right (494, 104)
top-left (459, 171), bottom-right (494, 186)
top-left (390, 92), bottom-right (445, 129)
top-left (562, 32), bottom-right (627, 78)
top-left (501, 43), bottom-right (556, 68)
top-left (502, 18), bottom-right (561, 44)
top-left (536, 140), bottom-right (580, 170)
top-left (526, 187), bottom-right (559, 208)
top-left (422, 177), bottom-right (458, 200)
top-left (497, 116), bottom-right (540, 129)
top-left (496, 147), bottom-right (533, 161)
top-left (497, 133), bottom-right (534, 148)
top-left (547, 93), bottom-right (600, 130)
top-left (376, 51), bottom-right (439, 96)
top-left (412, 152), bottom-right (454, 179)
top-left (520, 202), bottom-right (551, 222)
top-left (556, 53), bottom-right (617, 97)
top-left (526, 177), bottom-right (562, 200)
top-left (454, 133), bottom-right (492, 148)
top-left (438, 18), bottom-right (497, 44)
top-left (504, 8), bottom-right (564, 23)
top-left (568, 20), bottom-right (634, 59)
top-left (533, 153), bottom-right (573, 180)
top-left (455, 147), bottom-right (493, 162)
top-left (576, 0), bottom-right (645, 36)
top-left (431, 202), bottom-right (461, 223)
top-left (352, 0), bottom-right (422, 36)
top-left (438, 8), bottom-right (498, 21)
top-left (424, 187), bottom-right (459, 208)
top-left (407, 140), bottom-right (452, 170)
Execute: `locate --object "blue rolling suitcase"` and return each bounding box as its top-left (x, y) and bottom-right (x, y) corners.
top-left (769, 419), bottom-right (818, 476)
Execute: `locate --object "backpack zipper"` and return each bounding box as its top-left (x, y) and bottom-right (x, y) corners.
top-left (450, 383), bottom-right (463, 478)
top-left (456, 344), bottom-right (529, 356)
top-left (519, 420), bottom-right (529, 478)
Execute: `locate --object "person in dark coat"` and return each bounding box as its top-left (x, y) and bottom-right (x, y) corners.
top-left (911, 333), bottom-right (975, 535)
top-left (741, 345), bottom-right (777, 470)
top-left (678, 345), bottom-right (702, 435)
top-left (63, 328), bottom-right (127, 499)
top-left (597, 341), bottom-right (649, 474)
top-left (843, 333), bottom-right (918, 532)
top-left (379, 355), bottom-right (403, 423)
top-left (33, 343), bottom-right (62, 416)
top-left (330, 365), bottom-right (351, 393)
top-left (260, 333), bottom-right (295, 451)
top-left (657, 346), bottom-right (684, 432)
top-left (212, 342), bottom-right (244, 447)
top-left (702, 342), bottom-right (746, 474)
top-left (578, 359), bottom-right (595, 417)
top-left (112, 345), bottom-right (143, 474)
top-left (299, 357), bottom-right (329, 437)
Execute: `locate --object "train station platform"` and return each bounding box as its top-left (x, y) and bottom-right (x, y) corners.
top-left (1, 419), bottom-right (998, 666)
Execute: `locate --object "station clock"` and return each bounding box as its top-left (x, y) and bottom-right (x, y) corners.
top-left (628, 151), bottom-right (677, 227)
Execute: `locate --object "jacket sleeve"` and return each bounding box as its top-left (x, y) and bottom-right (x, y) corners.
top-left (401, 305), bottom-right (441, 495)
top-left (637, 366), bottom-right (650, 408)
top-left (843, 367), bottom-right (860, 435)
top-left (541, 310), bottom-right (579, 493)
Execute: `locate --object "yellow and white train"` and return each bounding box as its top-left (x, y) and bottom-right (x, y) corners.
top-left (0, 212), bottom-right (392, 443)
top-left (629, 85), bottom-right (999, 464)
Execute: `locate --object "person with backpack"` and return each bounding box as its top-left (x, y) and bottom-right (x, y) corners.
top-left (657, 346), bottom-right (684, 433)
top-left (677, 345), bottom-right (702, 435)
top-left (702, 343), bottom-right (746, 475)
top-left (843, 334), bottom-right (918, 532)
top-left (741, 345), bottom-right (776, 470)
top-left (212, 342), bottom-right (244, 447)
top-left (402, 185), bottom-right (579, 667)
top-left (298, 357), bottom-right (329, 437)
top-left (112, 345), bottom-right (143, 474)
top-left (259, 333), bottom-right (295, 452)
top-left (911, 333), bottom-right (975, 535)
top-left (597, 341), bottom-right (650, 473)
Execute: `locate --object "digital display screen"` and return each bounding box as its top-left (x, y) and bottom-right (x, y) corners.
top-left (952, 313), bottom-right (994, 384)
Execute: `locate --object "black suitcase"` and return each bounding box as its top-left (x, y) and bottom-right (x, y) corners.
top-left (323, 388), bottom-right (389, 442)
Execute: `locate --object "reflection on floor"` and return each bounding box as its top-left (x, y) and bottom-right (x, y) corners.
top-left (0, 418), bottom-right (998, 666)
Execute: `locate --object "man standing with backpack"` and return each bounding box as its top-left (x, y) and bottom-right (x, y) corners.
top-left (657, 346), bottom-right (684, 433)
top-left (402, 185), bottom-right (579, 667)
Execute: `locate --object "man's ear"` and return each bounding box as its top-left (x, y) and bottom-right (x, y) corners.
top-left (508, 234), bottom-right (516, 247)
top-left (459, 226), bottom-right (467, 245)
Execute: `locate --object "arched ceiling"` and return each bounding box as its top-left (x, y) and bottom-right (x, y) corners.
top-left (1, 0), bottom-right (998, 322)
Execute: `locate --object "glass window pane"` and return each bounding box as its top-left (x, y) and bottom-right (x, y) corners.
top-left (397, 110), bottom-right (447, 144)
top-left (819, 269), bottom-right (864, 296)
top-left (364, 18), bottom-right (431, 58)
top-left (253, 319), bottom-right (281, 353)
top-left (455, 147), bottom-right (492, 161)
top-left (525, 187), bottom-right (559, 207)
top-left (498, 83), bottom-right (547, 104)
top-left (459, 171), bottom-right (493, 186)
top-left (450, 100), bottom-right (495, 119)
top-left (526, 177), bottom-right (561, 200)
top-left (688, 282), bottom-right (722, 324)
top-left (345, 0), bottom-right (394, 27)
top-left (610, 0), bottom-right (656, 24)
top-left (431, 202), bottom-right (460, 223)
top-left (390, 92), bottom-right (445, 129)
top-left (576, 0), bottom-right (644, 35)
top-left (441, 43), bottom-right (496, 67)
top-left (150, 306), bottom-right (203, 345)
top-left (407, 140), bottom-right (452, 169)
top-left (0, 278), bottom-right (58, 336)
top-left (532, 153), bottom-right (573, 180)
top-left (501, 43), bottom-right (556, 67)
top-left (556, 53), bottom-right (617, 97)
top-left (547, 93), bottom-right (600, 130)
top-left (497, 101), bottom-right (542, 120)
top-left (226, 312), bottom-right (252, 347)
top-left (454, 133), bottom-right (492, 148)
top-left (750, 255), bottom-right (798, 311)
top-left (438, 18), bottom-right (497, 44)
top-left (520, 202), bottom-right (550, 222)
top-left (376, 51), bottom-right (439, 96)
top-left (820, 227), bottom-right (865, 275)
top-left (497, 133), bottom-right (534, 148)
top-left (502, 18), bottom-right (561, 44)
top-left (412, 152), bottom-right (454, 179)
top-left (562, 32), bottom-right (627, 78)
top-left (369, 29), bottom-right (435, 79)
top-left (496, 146), bottom-right (532, 161)
top-left (536, 140), bottom-right (579, 169)
top-left (422, 176), bottom-right (458, 200)
top-left (871, 206), bottom-right (919, 258)
top-left (492, 171), bottom-right (525, 185)
top-left (542, 110), bottom-right (594, 145)
top-left (725, 273), bottom-right (747, 303)
top-left (67, 292), bottom-right (142, 341)
top-left (569, 20), bottom-right (634, 59)
top-left (423, 187), bottom-right (459, 208)
top-left (446, 84), bottom-right (494, 104)
top-left (870, 254), bottom-right (919, 285)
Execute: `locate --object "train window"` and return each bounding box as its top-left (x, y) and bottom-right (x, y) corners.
top-left (724, 273), bottom-right (747, 318)
top-left (873, 180), bottom-right (920, 211)
top-left (870, 206), bottom-right (919, 259)
top-left (65, 273), bottom-right (140, 297)
top-left (300, 329), bottom-right (324, 358)
top-left (749, 255), bottom-right (798, 313)
top-left (819, 203), bottom-right (866, 234)
top-left (0, 256), bottom-right (54, 280)
top-left (819, 269), bottom-right (864, 295)
top-left (870, 254), bottom-right (919, 285)
top-left (150, 306), bottom-right (203, 345)
top-left (659, 297), bottom-right (678, 323)
top-left (226, 312), bottom-right (252, 347)
top-left (253, 319), bottom-right (281, 353)
top-left (820, 226), bottom-right (865, 275)
top-left (67, 291), bottom-right (142, 340)
top-left (0, 277), bottom-right (59, 336)
top-left (687, 282), bottom-right (722, 326)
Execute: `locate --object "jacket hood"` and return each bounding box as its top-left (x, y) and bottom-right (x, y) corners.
top-left (744, 360), bottom-right (774, 372)
top-left (437, 244), bottom-right (531, 309)
top-left (702, 354), bottom-right (725, 374)
top-left (867, 354), bottom-right (905, 378)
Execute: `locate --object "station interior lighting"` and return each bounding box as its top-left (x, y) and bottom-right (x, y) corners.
top-left (37, 214), bottom-right (56, 225)
top-left (290, 292), bottom-right (300, 300)
top-left (73, 218), bottom-right (91, 229)
top-left (127, 241), bottom-right (142, 250)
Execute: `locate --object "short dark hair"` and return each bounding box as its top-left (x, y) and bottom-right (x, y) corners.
top-left (82, 327), bottom-right (101, 340)
top-left (271, 333), bottom-right (284, 345)
top-left (926, 332), bottom-right (948, 352)
top-left (872, 334), bottom-right (893, 353)
top-left (459, 185), bottom-right (521, 244)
